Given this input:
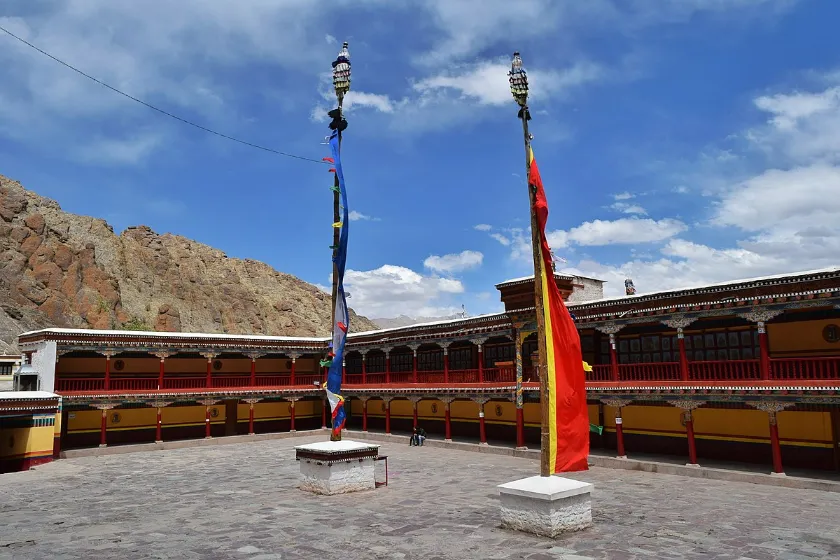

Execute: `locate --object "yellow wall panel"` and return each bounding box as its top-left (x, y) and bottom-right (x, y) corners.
top-left (768, 319), bottom-right (840, 355)
top-left (0, 425), bottom-right (54, 459)
top-left (417, 399), bottom-right (444, 420)
top-left (523, 402), bottom-right (541, 425)
top-left (484, 401), bottom-right (515, 424)
top-left (623, 405), bottom-right (683, 433)
top-left (777, 411), bottom-right (832, 443)
top-left (451, 400), bottom-right (478, 420)
top-left (588, 404), bottom-right (599, 425)
top-left (68, 409), bottom-right (101, 431)
top-left (694, 408), bottom-right (769, 439)
top-left (108, 407), bottom-right (156, 430)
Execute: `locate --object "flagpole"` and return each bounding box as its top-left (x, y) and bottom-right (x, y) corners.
top-left (509, 52), bottom-right (551, 478)
top-left (327, 41), bottom-right (351, 441)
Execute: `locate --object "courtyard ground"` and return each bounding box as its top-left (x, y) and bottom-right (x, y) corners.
top-left (1, 434), bottom-right (839, 560)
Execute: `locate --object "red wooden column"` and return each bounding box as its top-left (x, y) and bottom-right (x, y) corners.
top-left (97, 406), bottom-right (112, 447)
top-left (443, 398), bottom-right (453, 442)
top-left (671, 400), bottom-right (702, 466)
top-left (199, 400), bottom-right (216, 438)
top-left (248, 402), bottom-right (255, 435)
top-left (608, 333), bottom-right (620, 382)
top-left (477, 398), bottom-right (489, 445)
top-left (248, 353), bottom-right (263, 387)
top-left (677, 329), bottom-right (690, 382)
top-left (385, 348), bottom-right (392, 384)
top-left (410, 345), bottom-right (419, 383)
top-left (443, 345), bottom-right (450, 384)
top-left (751, 402), bottom-right (788, 474)
top-left (410, 397), bottom-right (420, 427)
top-left (758, 321), bottom-right (771, 381)
top-left (289, 354), bottom-right (297, 386)
top-left (361, 397), bottom-right (369, 431)
top-left (289, 398), bottom-right (297, 432)
top-left (103, 353), bottom-right (112, 391)
top-left (361, 351), bottom-right (367, 385)
top-left (202, 352), bottom-right (217, 388)
top-left (739, 309), bottom-right (781, 381)
top-left (475, 339), bottom-right (487, 383)
top-left (321, 398), bottom-right (327, 428)
top-left (152, 400), bottom-right (171, 443)
top-left (605, 399), bottom-right (630, 458)
top-left (155, 352), bottom-right (168, 390)
top-left (383, 398), bottom-right (392, 434)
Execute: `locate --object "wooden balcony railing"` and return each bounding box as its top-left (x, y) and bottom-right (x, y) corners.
top-left (689, 360), bottom-right (761, 381)
top-left (54, 356), bottom-right (840, 395)
top-left (588, 365), bottom-right (612, 382)
top-left (770, 357), bottom-right (840, 380)
top-left (619, 362), bottom-right (681, 382)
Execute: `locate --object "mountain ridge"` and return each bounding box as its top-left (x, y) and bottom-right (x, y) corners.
top-left (0, 173), bottom-right (378, 353)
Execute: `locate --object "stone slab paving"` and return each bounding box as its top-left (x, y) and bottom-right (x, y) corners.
top-left (1, 435), bottom-right (839, 560)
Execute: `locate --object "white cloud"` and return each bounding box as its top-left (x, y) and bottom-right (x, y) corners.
top-left (413, 59), bottom-right (604, 107)
top-left (325, 34), bottom-right (337, 45)
top-left (343, 264), bottom-right (465, 317)
top-left (610, 202), bottom-right (647, 215)
top-left (672, 185), bottom-right (690, 194)
top-left (548, 218), bottom-right (687, 248)
top-left (748, 81), bottom-right (840, 164)
top-left (613, 192), bottom-right (634, 200)
top-left (473, 224), bottom-right (492, 231)
top-left (423, 250), bottom-right (484, 273)
top-left (75, 133), bottom-right (162, 166)
top-left (348, 210), bottom-right (380, 222)
top-left (490, 233), bottom-right (511, 246)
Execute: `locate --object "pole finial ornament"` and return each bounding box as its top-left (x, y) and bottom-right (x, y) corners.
top-left (509, 51), bottom-right (529, 113)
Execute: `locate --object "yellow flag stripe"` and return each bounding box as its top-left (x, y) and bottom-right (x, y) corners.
top-left (538, 230), bottom-right (558, 472)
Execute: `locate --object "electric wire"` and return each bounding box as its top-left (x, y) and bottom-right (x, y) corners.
top-left (0, 24), bottom-right (327, 165)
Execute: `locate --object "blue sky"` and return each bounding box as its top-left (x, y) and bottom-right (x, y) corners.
top-left (1, 1), bottom-right (839, 320)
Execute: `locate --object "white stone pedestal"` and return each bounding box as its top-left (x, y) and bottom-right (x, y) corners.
top-left (498, 475), bottom-right (593, 537)
top-left (295, 440), bottom-right (380, 495)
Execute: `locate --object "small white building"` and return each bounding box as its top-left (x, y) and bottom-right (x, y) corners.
top-left (0, 354), bottom-right (23, 391)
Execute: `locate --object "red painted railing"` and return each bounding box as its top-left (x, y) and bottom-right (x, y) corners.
top-left (771, 357), bottom-right (840, 380)
top-left (212, 376), bottom-right (251, 388)
top-left (110, 377), bottom-right (158, 391)
top-left (619, 362), bottom-right (681, 382)
top-left (449, 369), bottom-right (479, 383)
top-left (366, 373), bottom-right (386, 384)
top-left (389, 372), bottom-right (413, 384)
top-left (163, 377), bottom-right (205, 389)
top-left (417, 371), bottom-right (446, 384)
top-left (588, 365), bottom-right (612, 382)
top-left (56, 378), bottom-right (104, 392)
top-left (55, 356), bottom-right (840, 395)
top-left (690, 360), bottom-right (760, 381)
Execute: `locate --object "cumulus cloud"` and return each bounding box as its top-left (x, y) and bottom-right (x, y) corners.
top-left (343, 264), bottom-right (465, 318)
top-left (610, 202), bottom-right (647, 215)
top-left (423, 250), bottom-right (484, 273)
top-left (473, 224), bottom-right (492, 231)
top-left (547, 218), bottom-right (687, 248)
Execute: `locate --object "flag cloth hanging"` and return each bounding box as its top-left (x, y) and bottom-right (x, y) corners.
top-left (324, 128), bottom-right (349, 436)
top-left (530, 146), bottom-right (590, 473)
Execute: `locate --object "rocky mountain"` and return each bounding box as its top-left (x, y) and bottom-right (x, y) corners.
top-left (0, 174), bottom-right (378, 354)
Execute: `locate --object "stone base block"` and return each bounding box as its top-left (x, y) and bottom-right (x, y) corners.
top-left (295, 440), bottom-right (380, 495)
top-left (498, 475), bottom-right (593, 538)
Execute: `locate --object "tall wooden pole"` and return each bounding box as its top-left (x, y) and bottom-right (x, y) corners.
top-left (330, 96), bottom-right (343, 333)
top-left (519, 109), bottom-right (551, 478)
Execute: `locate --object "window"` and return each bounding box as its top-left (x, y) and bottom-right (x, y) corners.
top-left (449, 347), bottom-right (473, 370)
top-left (484, 343), bottom-right (514, 367)
top-left (417, 350), bottom-right (443, 371)
top-left (390, 352), bottom-right (413, 372)
top-left (615, 328), bottom-right (760, 363)
top-left (367, 353), bottom-right (386, 373)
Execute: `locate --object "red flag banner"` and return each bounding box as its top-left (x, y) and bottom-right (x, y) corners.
top-left (529, 147), bottom-right (590, 473)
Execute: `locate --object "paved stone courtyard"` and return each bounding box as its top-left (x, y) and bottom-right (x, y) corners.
top-left (2, 435), bottom-right (840, 559)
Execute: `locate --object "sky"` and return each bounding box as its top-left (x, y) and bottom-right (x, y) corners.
top-left (1, 0), bottom-right (838, 321)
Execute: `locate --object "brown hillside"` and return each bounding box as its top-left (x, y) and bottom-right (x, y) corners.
top-left (0, 174), bottom-right (378, 353)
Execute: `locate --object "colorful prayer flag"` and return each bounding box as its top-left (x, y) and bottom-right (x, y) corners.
top-left (325, 129), bottom-right (349, 436)
top-left (530, 147), bottom-right (590, 473)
